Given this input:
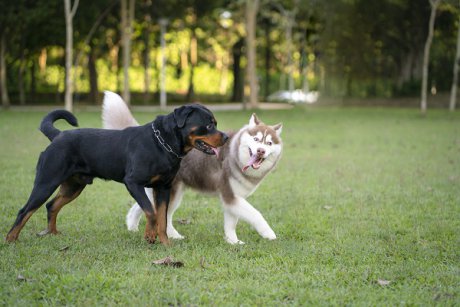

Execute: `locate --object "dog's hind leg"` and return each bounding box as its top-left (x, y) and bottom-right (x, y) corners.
top-left (6, 150), bottom-right (75, 242)
top-left (6, 181), bottom-right (61, 242)
top-left (38, 176), bottom-right (86, 236)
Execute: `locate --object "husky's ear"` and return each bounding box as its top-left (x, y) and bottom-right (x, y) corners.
top-left (249, 113), bottom-right (261, 127)
top-left (174, 106), bottom-right (193, 128)
top-left (271, 123), bottom-right (283, 137)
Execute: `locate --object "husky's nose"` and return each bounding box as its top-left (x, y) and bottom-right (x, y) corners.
top-left (257, 148), bottom-right (265, 157)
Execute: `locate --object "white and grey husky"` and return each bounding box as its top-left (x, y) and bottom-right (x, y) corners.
top-left (102, 92), bottom-right (283, 244)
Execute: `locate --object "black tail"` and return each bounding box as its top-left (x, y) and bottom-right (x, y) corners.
top-left (39, 110), bottom-right (79, 141)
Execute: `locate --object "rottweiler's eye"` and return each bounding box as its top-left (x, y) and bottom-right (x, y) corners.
top-left (206, 124), bottom-right (214, 130)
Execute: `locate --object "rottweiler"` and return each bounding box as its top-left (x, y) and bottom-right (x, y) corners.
top-left (6, 104), bottom-right (228, 245)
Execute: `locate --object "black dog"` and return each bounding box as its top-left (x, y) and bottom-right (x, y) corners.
top-left (6, 104), bottom-right (228, 245)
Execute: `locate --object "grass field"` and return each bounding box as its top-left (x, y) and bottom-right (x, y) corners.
top-left (0, 107), bottom-right (459, 305)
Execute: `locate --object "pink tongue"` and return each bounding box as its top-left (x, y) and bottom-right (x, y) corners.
top-left (212, 147), bottom-right (220, 157)
top-left (242, 154), bottom-right (259, 172)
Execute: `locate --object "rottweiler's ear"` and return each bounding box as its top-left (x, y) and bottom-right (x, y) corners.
top-left (174, 106), bottom-right (193, 128)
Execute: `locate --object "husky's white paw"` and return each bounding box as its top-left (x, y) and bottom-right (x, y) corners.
top-left (260, 228), bottom-right (277, 240)
top-left (225, 236), bottom-right (245, 245)
top-left (167, 227), bottom-right (185, 240)
top-left (126, 205), bottom-right (142, 232)
top-left (126, 223), bottom-right (139, 232)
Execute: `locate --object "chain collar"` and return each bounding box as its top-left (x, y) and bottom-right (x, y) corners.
top-left (151, 123), bottom-right (183, 159)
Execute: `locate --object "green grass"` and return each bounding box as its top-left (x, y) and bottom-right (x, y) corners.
top-left (0, 107), bottom-right (459, 306)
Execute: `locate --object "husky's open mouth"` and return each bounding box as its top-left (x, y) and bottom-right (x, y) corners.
top-left (195, 139), bottom-right (219, 156)
top-left (242, 148), bottom-right (265, 172)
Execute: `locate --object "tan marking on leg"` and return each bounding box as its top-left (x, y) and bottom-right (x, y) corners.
top-left (47, 195), bottom-right (70, 234)
top-left (5, 209), bottom-right (37, 242)
top-left (150, 175), bottom-right (161, 185)
top-left (156, 202), bottom-right (170, 246)
top-left (45, 182), bottom-right (85, 235)
top-left (144, 211), bottom-right (157, 244)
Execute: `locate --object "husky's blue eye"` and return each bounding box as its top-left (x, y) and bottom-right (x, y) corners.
top-left (267, 141), bottom-right (272, 146)
top-left (254, 137), bottom-right (259, 142)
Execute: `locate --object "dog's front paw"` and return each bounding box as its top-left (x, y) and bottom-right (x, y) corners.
top-left (144, 234), bottom-right (156, 244)
top-left (225, 236), bottom-right (245, 245)
top-left (127, 224), bottom-right (139, 232)
top-left (260, 228), bottom-right (277, 240)
top-left (126, 217), bottom-right (140, 232)
top-left (37, 229), bottom-right (61, 237)
top-left (167, 227), bottom-right (185, 240)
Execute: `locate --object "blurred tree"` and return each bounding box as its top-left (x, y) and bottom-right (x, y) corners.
top-left (215, 2), bottom-right (246, 102)
top-left (1, 0), bottom-right (458, 106)
top-left (391, 0), bottom-right (430, 92)
top-left (16, 1), bottom-right (64, 102)
top-left (159, 18), bottom-right (168, 108)
top-left (121, 0), bottom-right (135, 104)
top-left (421, 0), bottom-right (442, 114)
top-left (271, 0), bottom-right (298, 92)
top-left (449, 0), bottom-right (460, 111)
top-left (231, 38), bottom-right (245, 102)
top-left (245, 0), bottom-right (260, 109)
top-left (73, 0), bottom-right (119, 104)
top-left (64, 0), bottom-right (80, 112)
top-left (141, 0), bottom-right (188, 105)
top-left (0, 27), bottom-right (9, 108)
top-left (184, 0), bottom-right (225, 102)
top-left (0, 1), bottom-right (51, 107)
top-left (141, 0), bottom-right (153, 103)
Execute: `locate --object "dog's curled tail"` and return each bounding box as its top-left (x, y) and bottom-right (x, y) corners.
top-left (102, 91), bottom-right (139, 130)
top-left (39, 110), bottom-right (78, 141)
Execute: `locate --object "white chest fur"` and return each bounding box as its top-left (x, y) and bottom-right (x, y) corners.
top-left (229, 176), bottom-right (260, 198)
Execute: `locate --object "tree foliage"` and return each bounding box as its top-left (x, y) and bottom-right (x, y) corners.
top-left (0, 0), bottom-right (458, 105)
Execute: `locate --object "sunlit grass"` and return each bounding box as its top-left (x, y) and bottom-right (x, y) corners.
top-left (0, 107), bottom-right (459, 305)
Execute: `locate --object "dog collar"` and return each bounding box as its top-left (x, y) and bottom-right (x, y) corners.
top-left (151, 123), bottom-right (184, 159)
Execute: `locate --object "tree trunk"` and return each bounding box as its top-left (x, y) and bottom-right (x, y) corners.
top-left (186, 29), bottom-right (197, 102)
top-left (285, 11), bottom-right (295, 92)
top-left (245, 0), bottom-right (260, 109)
top-left (186, 66), bottom-right (195, 102)
top-left (264, 20), bottom-right (271, 100)
top-left (159, 18), bottom-right (168, 109)
top-left (301, 27), bottom-right (309, 93)
top-left (143, 14), bottom-right (152, 104)
top-left (1, 32), bottom-right (10, 108)
top-left (74, 0), bottom-right (117, 70)
top-left (117, 48), bottom-right (121, 92)
top-left (30, 59), bottom-right (36, 99)
top-left (39, 48), bottom-right (47, 74)
top-left (231, 38), bottom-right (244, 102)
top-left (64, 0), bottom-right (79, 112)
top-left (397, 50), bottom-right (414, 89)
top-left (218, 53), bottom-right (229, 95)
top-left (421, 0), bottom-right (440, 115)
top-left (88, 44), bottom-right (99, 104)
top-left (18, 50), bottom-right (26, 105)
top-left (121, 0), bottom-right (135, 105)
top-left (449, 13), bottom-right (460, 112)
